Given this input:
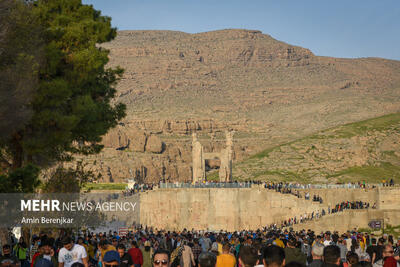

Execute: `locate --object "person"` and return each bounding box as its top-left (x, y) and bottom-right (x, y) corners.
top-left (77, 239), bottom-right (87, 255)
top-left (152, 250), bottom-right (170, 267)
top-left (192, 239), bottom-right (202, 267)
top-left (346, 252), bottom-right (359, 267)
top-left (33, 259), bottom-right (53, 267)
top-left (102, 250), bottom-right (120, 267)
top-left (309, 243), bottom-right (324, 267)
top-left (31, 244), bottom-right (45, 267)
top-left (99, 240), bottom-right (116, 266)
top-left (374, 245), bottom-right (398, 267)
top-left (263, 245), bottom-right (285, 267)
top-left (383, 257), bottom-right (398, 267)
top-left (111, 239), bottom-right (118, 250)
top-left (180, 241), bottom-right (195, 267)
top-left (128, 241), bottom-right (143, 267)
top-left (238, 246), bottom-right (259, 267)
top-left (58, 237), bottom-right (88, 267)
top-left (359, 253), bottom-right (371, 263)
top-left (117, 244), bottom-right (133, 267)
top-left (141, 241), bottom-right (151, 267)
top-left (324, 234), bottom-right (333, 247)
top-left (274, 235), bottom-right (285, 249)
top-left (351, 240), bottom-right (362, 257)
top-left (284, 238), bottom-right (306, 265)
top-left (216, 243), bottom-right (235, 267)
top-left (13, 238), bottom-right (28, 267)
top-left (323, 245), bottom-right (341, 267)
top-left (345, 235), bottom-right (353, 252)
top-left (0, 244), bottom-right (20, 267)
top-left (199, 235), bottom-right (211, 253)
top-left (198, 253), bottom-right (216, 267)
top-left (33, 240), bottom-right (58, 267)
top-left (337, 238), bottom-right (348, 263)
top-left (30, 238), bottom-right (41, 265)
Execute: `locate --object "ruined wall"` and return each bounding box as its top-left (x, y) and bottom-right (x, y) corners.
top-left (139, 187), bottom-right (400, 231)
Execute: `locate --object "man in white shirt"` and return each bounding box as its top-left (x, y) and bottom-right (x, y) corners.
top-left (58, 237), bottom-right (89, 267)
top-left (323, 233), bottom-right (333, 247)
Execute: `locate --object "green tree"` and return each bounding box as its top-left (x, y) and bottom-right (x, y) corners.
top-left (42, 161), bottom-right (100, 193)
top-left (0, 0), bottom-right (43, 150)
top-left (0, 164), bottom-right (40, 193)
top-left (1, 0), bottom-right (126, 172)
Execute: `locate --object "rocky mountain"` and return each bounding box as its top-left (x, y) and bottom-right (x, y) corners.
top-left (233, 113), bottom-right (400, 183)
top-left (75, 29), bottom-right (400, 183)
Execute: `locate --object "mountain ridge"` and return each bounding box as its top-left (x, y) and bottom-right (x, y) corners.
top-left (72, 29), bottom-right (400, 183)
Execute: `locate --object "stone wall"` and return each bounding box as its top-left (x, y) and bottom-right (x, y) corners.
top-left (290, 209), bottom-right (400, 233)
top-left (296, 188), bottom-right (379, 206)
top-left (138, 187), bottom-right (400, 231)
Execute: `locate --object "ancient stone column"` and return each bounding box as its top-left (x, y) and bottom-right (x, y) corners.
top-left (192, 133), bottom-right (205, 182)
top-left (219, 131), bottom-right (234, 182)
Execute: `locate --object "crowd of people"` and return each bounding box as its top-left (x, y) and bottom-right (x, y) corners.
top-left (381, 179), bottom-right (395, 187)
top-left (330, 202), bottom-right (371, 214)
top-left (1, 227), bottom-right (399, 267)
top-left (279, 201), bottom-right (371, 228)
top-left (121, 180), bottom-right (397, 196)
top-left (123, 184), bottom-right (155, 196)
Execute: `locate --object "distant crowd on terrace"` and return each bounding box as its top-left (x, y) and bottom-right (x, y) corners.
top-left (2, 226), bottom-right (399, 267)
top-left (279, 201), bottom-right (372, 228)
top-left (121, 179), bottom-right (396, 196)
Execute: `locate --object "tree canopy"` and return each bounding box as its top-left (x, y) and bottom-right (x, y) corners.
top-left (0, 0), bottom-right (43, 143)
top-left (0, 0), bottom-right (125, 192)
top-left (0, 0), bottom-right (125, 176)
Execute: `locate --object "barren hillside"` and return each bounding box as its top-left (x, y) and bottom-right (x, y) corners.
top-left (76, 29), bottom-right (400, 183)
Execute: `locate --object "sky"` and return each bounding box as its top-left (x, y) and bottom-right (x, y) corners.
top-left (82, 0), bottom-right (400, 60)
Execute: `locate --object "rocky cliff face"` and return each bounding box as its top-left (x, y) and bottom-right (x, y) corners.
top-left (73, 29), bottom-right (400, 183)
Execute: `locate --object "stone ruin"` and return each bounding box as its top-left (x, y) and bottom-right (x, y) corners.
top-left (192, 131), bottom-right (234, 182)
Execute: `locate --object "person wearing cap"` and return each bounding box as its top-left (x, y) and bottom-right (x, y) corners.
top-left (99, 240), bottom-right (117, 265)
top-left (58, 237), bottom-right (88, 267)
top-left (102, 251), bottom-right (120, 267)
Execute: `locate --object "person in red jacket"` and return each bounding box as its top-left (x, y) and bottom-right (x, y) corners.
top-left (128, 241), bottom-right (143, 267)
top-left (31, 244), bottom-right (45, 267)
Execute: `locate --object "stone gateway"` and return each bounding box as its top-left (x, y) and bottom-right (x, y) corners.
top-left (192, 131), bottom-right (233, 182)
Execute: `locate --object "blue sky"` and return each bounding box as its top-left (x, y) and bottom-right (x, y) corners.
top-left (82, 0), bottom-right (400, 60)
